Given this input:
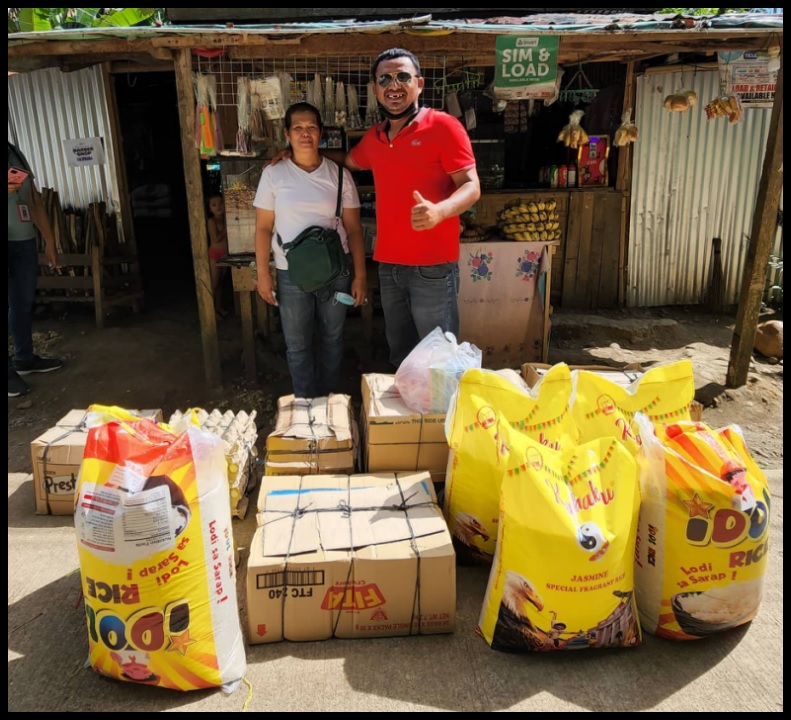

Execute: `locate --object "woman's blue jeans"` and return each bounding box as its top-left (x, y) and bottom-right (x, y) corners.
top-left (8, 238), bottom-right (38, 369)
top-left (276, 267), bottom-right (352, 398)
top-left (377, 261), bottom-right (460, 368)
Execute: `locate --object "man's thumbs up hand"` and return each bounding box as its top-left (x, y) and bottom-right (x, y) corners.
top-left (411, 190), bottom-right (444, 231)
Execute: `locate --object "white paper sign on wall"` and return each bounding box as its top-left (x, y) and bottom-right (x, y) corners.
top-left (63, 137), bottom-right (105, 167)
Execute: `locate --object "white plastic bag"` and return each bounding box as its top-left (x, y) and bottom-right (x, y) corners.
top-left (395, 327), bottom-right (482, 414)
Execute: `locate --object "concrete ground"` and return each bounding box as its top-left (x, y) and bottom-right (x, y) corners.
top-left (8, 468), bottom-right (783, 712)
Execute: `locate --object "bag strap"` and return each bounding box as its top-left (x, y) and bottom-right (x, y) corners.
top-left (333, 161), bottom-right (343, 229)
top-left (277, 161), bottom-right (344, 248)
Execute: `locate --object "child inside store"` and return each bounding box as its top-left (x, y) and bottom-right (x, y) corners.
top-left (207, 193), bottom-right (230, 318)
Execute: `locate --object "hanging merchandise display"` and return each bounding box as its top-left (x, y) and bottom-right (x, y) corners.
top-left (704, 94), bottom-right (744, 123)
top-left (324, 75), bottom-right (336, 126)
top-left (663, 89), bottom-right (698, 113)
top-left (557, 109), bottom-right (589, 149)
top-left (347, 83), bottom-right (363, 129)
top-left (335, 80), bottom-right (347, 127)
top-left (365, 81), bottom-right (379, 127)
top-left (613, 109), bottom-right (639, 147)
top-left (235, 76), bottom-right (253, 155)
top-left (313, 74), bottom-right (325, 122)
top-left (193, 72), bottom-right (221, 157)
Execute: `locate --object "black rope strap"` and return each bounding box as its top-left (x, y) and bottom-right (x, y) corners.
top-left (261, 478), bottom-right (435, 639)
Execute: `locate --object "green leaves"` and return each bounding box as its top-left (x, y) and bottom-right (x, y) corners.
top-left (9, 7), bottom-right (166, 33)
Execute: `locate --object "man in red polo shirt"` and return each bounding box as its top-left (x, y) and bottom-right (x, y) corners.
top-left (349, 48), bottom-right (481, 366)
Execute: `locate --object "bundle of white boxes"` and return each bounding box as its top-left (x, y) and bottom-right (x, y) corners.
top-left (168, 408), bottom-right (259, 519)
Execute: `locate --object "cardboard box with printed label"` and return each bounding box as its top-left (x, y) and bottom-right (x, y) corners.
top-left (265, 394), bottom-right (357, 476)
top-left (30, 408), bottom-right (164, 516)
top-left (520, 363), bottom-right (702, 420)
top-left (247, 471), bottom-right (456, 644)
top-left (360, 374), bottom-right (449, 479)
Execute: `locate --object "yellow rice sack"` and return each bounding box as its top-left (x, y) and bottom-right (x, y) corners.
top-left (444, 365), bottom-right (579, 564)
top-left (478, 433), bottom-right (642, 651)
top-left (634, 417), bottom-right (771, 640)
top-left (75, 406), bottom-right (247, 691)
top-left (573, 359), bottom-right (696, 455)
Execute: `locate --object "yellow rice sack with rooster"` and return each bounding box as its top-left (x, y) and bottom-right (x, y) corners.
top-left (478, 430), bottom-right (642, 651)
top-left (444, 365), bottom-right (579, 565)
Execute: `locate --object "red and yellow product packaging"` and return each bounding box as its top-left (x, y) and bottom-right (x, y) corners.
top-left (74, 406), bottom-right (246, 691)
top-left (634, 417), bottom-right (770, 640)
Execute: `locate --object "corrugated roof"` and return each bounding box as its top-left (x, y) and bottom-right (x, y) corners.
top-left (7, 11), bottom-right (782, 75)
top-left (7, 10), bottom-right (783, 43)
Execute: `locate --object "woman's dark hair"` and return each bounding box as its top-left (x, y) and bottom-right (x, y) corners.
top-left (284, 102), bottom-right (323, 131)
top-left (371, 48), bottom-right (421, 80)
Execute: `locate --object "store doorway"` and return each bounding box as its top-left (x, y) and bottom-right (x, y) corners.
top-left (113, 71), bottom-right (194, 311)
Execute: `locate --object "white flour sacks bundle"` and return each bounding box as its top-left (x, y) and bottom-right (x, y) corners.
top-left (478, 433), bottom-right (642, 652)
top-left (634, 416), bottom-right (771, 640)
top-left (74, 406), bottom-right (247, 691)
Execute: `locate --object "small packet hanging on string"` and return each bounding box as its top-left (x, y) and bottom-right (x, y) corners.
top-left (705, 94), bottom-right (743, 123)
top-left (663, 89), bottom-right (698, 113)
top-left (446, 92), bottom-right (463, 118)
top-left (335, 81), bottom-right (347, 127)
top-left (613, 110), bottom-right (639, 146)
top-left (557, 109), bottom-right (589, 149)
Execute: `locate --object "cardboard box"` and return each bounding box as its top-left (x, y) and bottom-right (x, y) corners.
top-left (247, 472), bottom-right (456, 644)
top-left (521, 362), bottom-right (645, 389)
top-left (361, 374), bottom-right (446, 444)
top-left (520, 363), bottom-right (702, 420)
top-left (360, 374), bottom-right (449, 478)
top-left (266, 394), bottom-right (358, 475)
top-left (30, 408), bottom-right (164, 516)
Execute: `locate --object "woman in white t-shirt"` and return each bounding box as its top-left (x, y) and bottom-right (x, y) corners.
top-left (253, 102), bottom-right (367, 398)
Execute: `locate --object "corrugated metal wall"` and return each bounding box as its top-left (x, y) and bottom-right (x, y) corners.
top-left (628, 68), bottom-right (776, 307)
top-left (7, 65), bottom-right (122, 219)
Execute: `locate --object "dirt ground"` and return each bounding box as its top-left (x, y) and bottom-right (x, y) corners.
top-left (7, 296), bottom-right (783, 475)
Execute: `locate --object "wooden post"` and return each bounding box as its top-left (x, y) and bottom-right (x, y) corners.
top-left (173, 47), bottom-right (222, 388)
top-left (727, 51), bottom-right (784, 388)
top-left (542, 244), bottom-right (556, 363)
top-left (100, 63), bottom-right (137, 257)
top-left (616, 61), bottom-right (637, 307)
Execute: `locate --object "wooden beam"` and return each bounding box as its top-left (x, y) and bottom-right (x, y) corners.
top-left (616, 61), bottom-right (636, 307)
top-left (726, 49), bottom-right (783, 388)
top-left (100, 64), bottom-right (135, 253)
top-left (173, 47), bottom-right (223, 388)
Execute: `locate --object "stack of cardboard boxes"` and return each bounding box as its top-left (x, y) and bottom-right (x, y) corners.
top-left (30, 408), bottom-right (163, 515)
top-left (265, 394), bottom-right (358, 476)
top-left (246, 471), bottom-right (456, 644)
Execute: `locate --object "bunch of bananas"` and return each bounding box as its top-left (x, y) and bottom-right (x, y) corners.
top-left (497, 199), bottom-right (562, 242)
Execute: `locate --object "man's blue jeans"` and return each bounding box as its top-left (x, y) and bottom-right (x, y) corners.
top-left (276, 267), bottom-right (352, 398)
top-left (8, 238), bottom-right (38, 369)
top-left (377, 261), bottom-right (460, 368)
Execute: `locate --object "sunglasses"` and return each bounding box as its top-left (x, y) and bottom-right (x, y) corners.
top-left (377, 71), bottom-right (418, 88)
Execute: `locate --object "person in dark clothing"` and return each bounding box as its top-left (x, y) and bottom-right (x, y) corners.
top-left (8, 141), bottom-right (63, 397)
